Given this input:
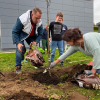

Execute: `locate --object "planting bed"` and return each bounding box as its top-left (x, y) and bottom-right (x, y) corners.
top-left (0, 64), bottom-right (91, 100)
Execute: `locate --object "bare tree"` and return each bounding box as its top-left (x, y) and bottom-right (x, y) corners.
top-left (46, 0), bottom-right (51, 68)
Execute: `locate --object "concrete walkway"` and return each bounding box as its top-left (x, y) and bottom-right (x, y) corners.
top-left (0, 51), bottom-right (15, 54)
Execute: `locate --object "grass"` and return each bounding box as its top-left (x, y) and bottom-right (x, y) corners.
top-left (0, 96), bottom-right (4, 100)
top-left (0, 48), bottom-right (100, 100)
top-left (0, 48), bottom-right (92, 72)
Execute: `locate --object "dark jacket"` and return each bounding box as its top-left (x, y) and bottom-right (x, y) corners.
top-left (12, 10), bottom-right (43, 45)
top-left (62, 24), bottom-right (68, 35)
top-left (42, 28), bottom-right (48, 39)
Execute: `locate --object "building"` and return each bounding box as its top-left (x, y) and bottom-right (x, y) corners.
top-left (94, 26), bottom-right (98, 33)
top-left (0, 0), bottom-right (93, 51)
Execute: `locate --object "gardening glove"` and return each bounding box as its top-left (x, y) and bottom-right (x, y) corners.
top-left (50, 62), bottom-right (56, 68)
top-left (84, 70), bottom-right (94, 75)
top-left (43, 62), bottom-right (56, 74)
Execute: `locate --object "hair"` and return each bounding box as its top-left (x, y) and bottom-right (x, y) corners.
top-left (32, 7), bottom-right (42, 14)
top-left (62, 28), bottom-right (83, 42)
top-left (56, 12), bottom-right (63, 17)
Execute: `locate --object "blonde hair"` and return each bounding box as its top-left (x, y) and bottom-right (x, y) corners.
top-left (56, 12), bottom-right (63, 17)
top-left (32, 7), bottom-right (42, 14)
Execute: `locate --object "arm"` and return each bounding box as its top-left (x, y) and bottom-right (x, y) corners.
top-left (50, 46), bottom-right (77, 67)
top-left (92, 68), bottom-right (97, 73)
top-left (35, 24), bottom-right (43, 43)
top-left (65, 25), bottom-right (68, 30)
top-left (49, 22), bottom-right (52, 38)
top-left (58, 46), bottom-right (77, 61)
top-left (49, 23), bottom-right (52, 41)
top-left (43, 28), bottom-right (46, 35)
top-left (12, 17), bottom-right (24, 45)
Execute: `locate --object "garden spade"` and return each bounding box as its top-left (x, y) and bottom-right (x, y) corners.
top-left (43, 67), bottom-right (50, 73)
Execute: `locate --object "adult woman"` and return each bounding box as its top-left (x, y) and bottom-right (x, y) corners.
top-left (50, 28), bottom-right (100, 74)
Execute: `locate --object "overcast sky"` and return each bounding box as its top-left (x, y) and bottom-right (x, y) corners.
top-left (94, 0), bottom-right (100, 24)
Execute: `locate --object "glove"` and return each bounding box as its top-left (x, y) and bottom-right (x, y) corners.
top-left (50, 62), bottom-right (56, 68)
top-left (84, 70), bottom-right (94, 75)
top-left (43, 62), bottom-right (56, 73)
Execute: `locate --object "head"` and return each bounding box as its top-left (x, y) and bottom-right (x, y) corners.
top-left (62, 28), bottom-right (83, 46)
top-left (55, 12), bottom-right (63, 23)
top-left (45, 25), bottom-right (48, 30)
top-left (31, 7), bottom-right (42, 24)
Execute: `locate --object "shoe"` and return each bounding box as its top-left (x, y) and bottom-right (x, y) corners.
top-left (16, 66), bottom-right (22, 74)
top-left (60, 62), bottom-right (64, 67)
top-left (21, 59), bottom-right (28, 63)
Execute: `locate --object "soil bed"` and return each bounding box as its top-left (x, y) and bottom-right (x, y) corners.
top-left (0, 64), bottom-right (91, 100)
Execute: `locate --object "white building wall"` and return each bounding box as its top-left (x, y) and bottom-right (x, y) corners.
top-left (0, 0), bottom-right (93, 50)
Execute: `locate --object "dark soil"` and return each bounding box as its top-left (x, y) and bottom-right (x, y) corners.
top-left (6, 90), bottom-right (48, 100)
top-left (0, 64), bottom-right (91, 100)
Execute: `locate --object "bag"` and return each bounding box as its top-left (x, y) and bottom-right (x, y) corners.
top-left (72, 70), bottom-right (100, 90)
top-left (25, 42), bottom-right (45, 67)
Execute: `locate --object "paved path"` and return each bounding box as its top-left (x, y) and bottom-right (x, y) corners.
top-left (0, 51), bottom-right (15, 54)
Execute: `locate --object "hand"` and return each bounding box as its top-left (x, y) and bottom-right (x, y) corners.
top-left (50, 62), bottom-right (56, 68)
top-left (33, 41), bottom-right (37, 46)
top-left (17, 43), bottom-right (24, 52)
top-left (84, 70), bottom-right (94, 75)
top-left (49, 38), bottom-right (51, 42)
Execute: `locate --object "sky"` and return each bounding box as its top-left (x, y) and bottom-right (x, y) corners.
top-left (94, 0), bottom-right (100, 24)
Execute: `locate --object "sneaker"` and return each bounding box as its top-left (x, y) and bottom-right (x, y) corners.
top-left (16, 66), bottom-right (22, 74)
top-left (60, 62), bottom-right (64, 67)
top-left (21, 59), bottom-right (28, 63)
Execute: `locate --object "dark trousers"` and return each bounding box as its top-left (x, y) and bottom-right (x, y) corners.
top-left (42, 39), bottom-right (48, 52)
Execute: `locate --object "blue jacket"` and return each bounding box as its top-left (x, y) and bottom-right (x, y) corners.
top-left (42, 28), bottom-right (48, 39)
top-left (12, 10), bottom-right (43, 45)
top-left (62, 24), bottom-right (68, 35)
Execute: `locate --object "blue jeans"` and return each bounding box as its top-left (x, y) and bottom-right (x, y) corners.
top-left (50, 40), bottom-right (63, 62)
top-left (15, 36), bottom-right (35, 67)
top-left (96, 69), bottom-right (100, 74)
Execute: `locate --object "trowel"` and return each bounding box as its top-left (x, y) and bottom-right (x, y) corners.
top-left (43, 67), bottom-right (51, 73)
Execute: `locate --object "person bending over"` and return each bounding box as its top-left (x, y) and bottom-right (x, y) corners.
top-left (12, 7), bottom-right (43, 74)
top-left (50, 28), bottom-right (100, 75)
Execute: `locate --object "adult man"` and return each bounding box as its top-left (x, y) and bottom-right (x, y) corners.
top-left (12, 7), bottom-right (43, 74)
top-left (49, 12), bottom-right (63, 66)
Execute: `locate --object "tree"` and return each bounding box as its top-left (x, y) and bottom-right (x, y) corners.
top-left (46, 0), bottom-right (51, 68)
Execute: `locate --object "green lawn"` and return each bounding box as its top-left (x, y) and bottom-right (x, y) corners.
top-left (0, 49), bottom-right (93, 72)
